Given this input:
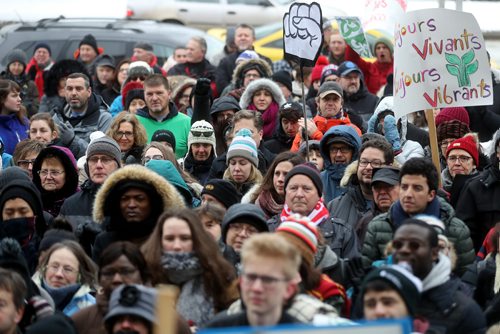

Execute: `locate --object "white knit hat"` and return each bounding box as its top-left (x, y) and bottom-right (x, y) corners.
top-left (188, 120), bottom-right (216, 154)
top-left (226, 128), bottom-right (258, 166)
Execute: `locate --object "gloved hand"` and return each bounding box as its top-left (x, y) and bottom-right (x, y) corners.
top-left (367, 113), bottom-right (378, 133)
top-left (58, 122), bottom-right (75, 146)
top-left (383, 115), bottom-right (402, 154)
top-left (27, 295), bottom-right (54, 320)
top-left (194, 78), bottom-right (211, 96)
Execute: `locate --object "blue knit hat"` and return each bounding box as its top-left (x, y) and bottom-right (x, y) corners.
top-left (226, 128), bottom-right (258, 166)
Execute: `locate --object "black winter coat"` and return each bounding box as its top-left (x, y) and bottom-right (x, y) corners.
top-left (343, 81), bottom-right (378, 123)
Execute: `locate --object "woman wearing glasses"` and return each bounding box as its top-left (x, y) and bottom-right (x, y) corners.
top-left (32, 146), bottom-right (79, 217)
top-left (32, 240), bottom-right (97, 316)
top-left (442, 135), bottom-right (479, 206)
top-left (142, 209), bottom-right (239, 328)
top-left (106, 112), bottom-right (148, 165)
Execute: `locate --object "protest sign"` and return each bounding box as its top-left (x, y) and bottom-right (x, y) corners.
top-left (362, 0), bottom-right (407, 38)
top-left (336, 16), bottom-right (372, 58)
top-left (393, 8), bottom-right (492, 120)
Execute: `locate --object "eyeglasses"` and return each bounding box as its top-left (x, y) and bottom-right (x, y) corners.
top-left (447, 155), bottom-right (472, 164)
top-left (116, 131), bottom-right (134, 139)
top-left (100, 267), bottom-right (138, 280)
top-left (45, 263), bottom-right (78, 276)
top-left (191, 130), bottom-right (214, 137)
top-left (241, 272), bottom-right (288, 287)
top-left (359, 159), bottom-right (385, 168)
top-left (228, 223), bottom-right (258, 235)
top-left (329, 146), bottom-right (351, 154)
top-left (17, 159), bottom-right (36, 168)
top-left (142, 155), bottom-right (164, 164)
top-left (88, 156), bottom-right (116, 166)
top-left (392, 239), bottom-right (423, 251)
top-left (440, 138), bottom-right (455, 149)
top-left (38, 169), bottom-right (65, 177)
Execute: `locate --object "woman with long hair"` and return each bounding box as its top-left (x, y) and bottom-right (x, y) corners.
top-left (106, 111), bottom-right (147, 164)
top-left (244, 151), bottom-right (305, 219)
top-left (141, 209), bottom-right (239, 327)
top-left (33, 240), bottom-right (97, 316)
top-left (0, 79), bottom-right (29, 154)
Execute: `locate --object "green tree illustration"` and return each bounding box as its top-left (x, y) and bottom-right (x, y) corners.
top-left (445, 49), bottom-right (479, 87)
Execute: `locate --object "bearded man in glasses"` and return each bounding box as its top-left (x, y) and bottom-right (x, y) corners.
top-left (392, 218), bottom-right (485, 333)
top-left (206, 233), bottom-right (303, 328)
top-left (362, 158), bottom-right (474, 276)
top-left (179, 120), bottom-right (216, 185)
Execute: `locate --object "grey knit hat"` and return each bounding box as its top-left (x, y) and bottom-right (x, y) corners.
top-left (86, 136), bottom-right (121, 166)
top-left (6, 49), bottom-right (28, 67)
top-left (105, 284), bottom-right (157, 326)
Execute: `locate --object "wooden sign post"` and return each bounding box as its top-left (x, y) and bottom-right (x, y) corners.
top-left (154, 285), bottom-right (179, 334)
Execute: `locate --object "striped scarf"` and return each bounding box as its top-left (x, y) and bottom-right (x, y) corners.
top-left (280, 198), bottom-right (330, 226)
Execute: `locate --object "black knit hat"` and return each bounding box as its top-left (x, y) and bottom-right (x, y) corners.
top-left (134, 42), bottom-right (154, 52)
top-left (33, 42), bottom-right (51, 56)
top-left (284, 163), bottom-right (323, 196)
top-left (221, 203), bottom-right (268, 242)
top-left (0, 238), bottom-right (34, 297)
top-left (79, 34), bottom-right (99, 55)
top-left (361, 265), bottom-right (422, 316)
top-left (124, 88), bottom-right (145, 111)
top-left (210, 96), bottom-right (241, 115)
top-left (0, 166), bottom-right (30, 191)
top-left (279, 101), bottom-right (303, 121)
top-left (94, 54), bottom-right (115, 69)
top-left (272, 70), bottom-right (293, 93)
top-left (201, 179), bottom-right (242, 209)
top-left (6, 49), bottom-right (28, 67)
top-left (26, 313), bottom-right (78, 334)
top-left (151, 130), bottom-right (176, 153)
top-left (38, 229), bottom-right (77, 254)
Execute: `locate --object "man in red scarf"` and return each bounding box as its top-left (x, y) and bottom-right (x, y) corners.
top-left (267, 163), bottom-right (359, 259)
top-left (26, 43), bottom-right (54, 99)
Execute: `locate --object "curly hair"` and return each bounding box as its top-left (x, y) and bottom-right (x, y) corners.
top-left (107, 111), bottom-right (148, 149)
top-left (141, 209), bottom-right (238, 311)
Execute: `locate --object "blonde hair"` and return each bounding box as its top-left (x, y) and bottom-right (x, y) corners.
top-left (107, 111), bottom-right (148, 148)
top-left (223, 162), bottom-right (263, 190)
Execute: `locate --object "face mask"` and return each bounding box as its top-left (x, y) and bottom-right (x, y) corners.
top-left (0, 217), bottom-right (36, 247)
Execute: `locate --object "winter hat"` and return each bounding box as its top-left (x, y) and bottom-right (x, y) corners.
top-left (298, 140), bottom-right (321, 155)
top-left (435, 107), bottom-right (470, 127)
top-left (436, 120), bottom-right (470, 143)
top-left (361, 265), bottom-right (422, 315)
top-left (201, 179), bottom-right (242, 209)
top-left (279, 101), bottom-right (303, 121)
top-left (133, 42), bottom-right (154, 52)
top-left (94, 54), bottom-right (115, 69)
top-left (210, 95), bottom-right (241, 115)
top-left (0, 238), bottom-right (35, 296)
top-left (372, 36), bottom-right (394, 55)
top-left (272, 71), bottom-right (293, 93)
top-left (105, 284), bottom-right (157, 326)
top-left (86, 136), bottom-right (122, 167)
top-left (26, 313), bottom-right (77, 334)
top-left (79, 34), bottom-right (99, 55)
top-left (446, 135), bottom-right (479, 166)
top-left (226, 128), bottom-right (259, 167)
top-left (0, 180), bottom-right (44, 222)
top-left (221, 203), bottom-right (268, 242)
top-left (284, 163), bottom-right (323, 196)
top-left (240, 78), bottom-right (286, 109)
top-left (337, 61), bottom-right (362, 78)
top-left (122, 81), bottom-right (145, 111)
top-left (38, 229), bottom-right (77, 254)
top-left (0, 166), bottom-right (30, 191)
top-left (320, 64), bottom-right (339, 84)
top-left (33, 42), bottom-right (51, 56)
top-left (6, 49), bottom-right (27, 67)
top-left (276, 215), bottom-right (319, 266)
top-left (128, 61), bottom-right (153, 76)
top-left (188, 120), bottom-right (216, 153)
top-left (236, 50), bottom-right (260, 64)
top-left (145, 160), bottom-right (193, 206)
top-left (311, 56), bottom-right (329, 83)
top-left (151, 130), bottom-right (176, 152)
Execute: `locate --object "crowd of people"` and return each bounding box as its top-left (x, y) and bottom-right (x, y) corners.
top-left (0, 19), bottom-right (499, 334)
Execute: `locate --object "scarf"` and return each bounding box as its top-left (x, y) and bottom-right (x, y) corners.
top-left (161, 252), bottom-right (214, 327)
top-left (422, 253), bottom-right (451, 292)
top-left (391, 197), bottom-right (441, 228)
top-left (0, 217), bottom-right (36, 247)
top-left (280, 198), bottom-right (330, 226)
top-left (42, 279), bottom-right (81, 311)
top-left (256, 190), bottom-right (283, 219)
top-left (248, 101), bottom-right (280, 139)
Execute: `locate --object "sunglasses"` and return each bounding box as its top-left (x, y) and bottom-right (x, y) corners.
top-left (191, 130), bottom-right (213, 137)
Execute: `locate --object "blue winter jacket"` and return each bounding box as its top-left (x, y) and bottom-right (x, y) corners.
top-left (0, 113), bottom-right (29, 154)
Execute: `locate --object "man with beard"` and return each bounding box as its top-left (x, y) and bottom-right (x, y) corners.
top-left (52, 72), bottom-right (112, 145)
top-left (180, 121), bottom-right (217, 185)
top-left (136, 74), bottom-right (191, 158)
top-left (337, 61), bottom-right (378, 123)
top-left (328, 139), bottom-right (394, 229)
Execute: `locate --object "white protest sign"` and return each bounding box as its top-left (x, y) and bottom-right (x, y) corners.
top-left (393, 8), bottom-right (492, 120)
top-left (362, 0), bottom-right (407, 37)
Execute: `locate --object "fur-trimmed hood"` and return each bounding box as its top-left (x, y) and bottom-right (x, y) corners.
top-left (43, 59), bottom-right (92, 97)
top-left (171, 77), bottom-right (196, 103)
top-left (319, 125), bottom-right (362, 166)
top-left (239, 78), bottom-right (286, 109)
top-left (93, 165), bottom-right (186, 224)
top-left (232, 58), bottom-right (273, 89)
top-left (340, 160), bottom-right (359, 187)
